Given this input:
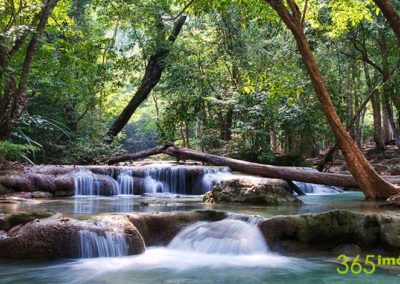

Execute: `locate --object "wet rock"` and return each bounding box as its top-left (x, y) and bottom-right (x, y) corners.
top-left (0, 215), bottom-right (145, 259)
top-left (379, 215), bottom-right (400, 249)
top-left (203, 191), bottom-right (214, 204)
top-left (258, 210), bottom-right (381, 251)
top-left (4, 209), bottom-right (56, 229)
top-left (0, 218), bottom-right (86, 258)
top-left (1, 191), bottom-right (53, 199)
top-left (204, 178), bottom-right (302, 205)
top-left (128, 210), bottom-right (227, 246)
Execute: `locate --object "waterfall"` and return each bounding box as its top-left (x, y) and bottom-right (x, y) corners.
top-left (293, 181), bottom-right (343, 194)
top-left (291, 168), bottom-right (344, 194)
top-left (78, 230), bottom-right (128, 258)
top-left (74, 170), bottom-right (100, 196)
top-left (168, 219), bottom-right (269, 255)
top-left (117, 170), bottom-right (134, 195)
top-left (143, 167), bottom-right (188, 194)
top-left (74, 166), bottom-right (232, 196)
top-left (201, 167), bottom-right (232, 192)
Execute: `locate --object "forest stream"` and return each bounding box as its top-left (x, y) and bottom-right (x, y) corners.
top-left (1, 163), bottom-right (400, 283)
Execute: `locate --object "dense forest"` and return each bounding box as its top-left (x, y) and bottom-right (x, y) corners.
top-left (1, 0), bottom-right (400, 196)
top-left (3, 1), bottom-right (400, 282)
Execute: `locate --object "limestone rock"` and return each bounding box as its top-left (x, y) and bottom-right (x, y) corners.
top-left (258, 210), bottom-right (381, 251)
top-left (204, 178), bottom-right (302, 205)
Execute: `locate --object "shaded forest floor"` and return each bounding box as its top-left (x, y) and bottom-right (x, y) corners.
top-left (309, 143), bottom-right (400, 176)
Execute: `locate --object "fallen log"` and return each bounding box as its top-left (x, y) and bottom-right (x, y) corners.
top-left (108, 144), bottom-right (400, 189)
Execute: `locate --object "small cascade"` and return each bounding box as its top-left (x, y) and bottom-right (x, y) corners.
top-left (78, 230), bottom-right (128, 258)
top-left (168, 219), bottom-right (269, 255)
top-left (293, 181), bottom-right (344, 194)
top-left (201, 167), bottom-right (232, 192)
top-left (291, 168), bottom-right (344, 194)
top-left (74, 170), bottom-right (100, 196)
top-left (143, 167), bottom-right (188, 194)
top-left (74, 166), bottom-right (232, 196)
top-left (117, 170), bottom-right (134, 195)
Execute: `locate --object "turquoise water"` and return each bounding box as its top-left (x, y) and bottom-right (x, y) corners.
top-left (1, 191), bottom-right (399, 283)
top-left (0, 250), bottom-right (399, 284)
top-left (0, 191), bottom-right (389, 219)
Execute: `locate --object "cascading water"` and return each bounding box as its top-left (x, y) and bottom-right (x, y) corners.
top-left (74, 170), bottom-right (101, 196)
top-left (293, 181), bottom-right (344, 194)
top-left (142, 167), bottom-right (188, 194)
top-left (201, 167), bottom-right (232, 192)
top-left (78, 230), bottom-right (128, 258)
top-left (168, 219), bottom-right (269, 255)
top-left (117, 170), bottom-right (134, 195)
top-left (74, 166), bottom-right (232, 196)
top-left (291, 168), bottom-right (344, 194)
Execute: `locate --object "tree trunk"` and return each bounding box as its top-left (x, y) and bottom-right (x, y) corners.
top-left (363, 62), bottom-right (385, 152)
top-left (105, 16), bottom-right (187, 143)
top-left (107, 144), bottom-right (400, 191)
top-left (373, 0), bottom-right (400, 44)
top-left (0, 0), bottom-right (59, 141)
top-left (380, 31), bottom-right (400, 146)
top-left (265, 0), bottom-right (399, 199)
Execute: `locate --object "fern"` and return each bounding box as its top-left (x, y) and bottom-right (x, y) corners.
top-left (0, 141), bottom-right (39, 164)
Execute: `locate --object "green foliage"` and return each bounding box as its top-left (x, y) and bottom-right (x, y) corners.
top-left (1, 0), bottom-right (398, 165)
top-left (272, 150), bottom-right (309, 167)
top-left (0, 141), bottom-right (39, 163)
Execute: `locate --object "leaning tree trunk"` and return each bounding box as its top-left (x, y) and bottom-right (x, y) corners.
top-left (373, 0), bottom-right (400, 44)
top-left (105, 16), bottom-right (186, 143)
top-left (107, 144), bottom-right (400, 190)
top-left (265, 0), bottom-right (399, 199)
top-left (0, 0), bottom-right (59, 141)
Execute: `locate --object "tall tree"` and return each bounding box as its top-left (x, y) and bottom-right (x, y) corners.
top-left (0, 0), bottom-right (60, 141)
top-left (105, 16), bottom-right (187, 143)
top-left (373, 0), bottom-right (400, 44)
top-left (264, 0), bottom-right (400, 199)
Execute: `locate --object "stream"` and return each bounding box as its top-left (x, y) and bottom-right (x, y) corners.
top-left (1, 165), bottom-right (399, 283)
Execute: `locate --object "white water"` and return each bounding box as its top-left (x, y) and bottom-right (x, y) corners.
top-left (201, 167), bottom-right (232, 192)
top-left (293, 181), bottom-right (344, 194)
top-left (78, 230), bottom-right (128, 258)
top-left (291, 168), bottom-right (344, 194)
top-left (169, 219), bottom-right (268, 255)
top-left (74, 170), bottom-right (101, 196)
top-left (117, 170), bottom-right (134, 195)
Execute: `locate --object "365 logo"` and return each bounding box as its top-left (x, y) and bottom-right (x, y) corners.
top-left (336, 254), bottom-right (376, 275)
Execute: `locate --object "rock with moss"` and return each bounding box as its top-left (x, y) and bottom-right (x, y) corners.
top-left (204, 178), bottom-right (302, 205)
top-left (258, 210), bottom-right (384, 252)
top-left (3, 209), bottom-right (56, 230)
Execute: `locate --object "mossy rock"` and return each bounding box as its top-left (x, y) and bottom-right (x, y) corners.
top-left (4, 209), bottom-right (56, 229)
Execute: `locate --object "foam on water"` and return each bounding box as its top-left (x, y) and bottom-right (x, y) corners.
top-left (169, 219), bottom-right (269, 255)
top-left (74, 170), bottom-right (101, 196)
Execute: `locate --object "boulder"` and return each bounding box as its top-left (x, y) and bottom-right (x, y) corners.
top-left (258, 210), bottom-right (382, 251)
top-left (204, 178), bottom-right (302, 205)
top-left (0, 216), bottom-right (145, 259)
